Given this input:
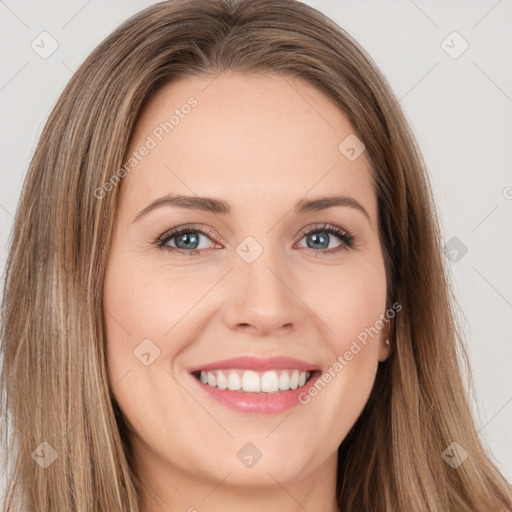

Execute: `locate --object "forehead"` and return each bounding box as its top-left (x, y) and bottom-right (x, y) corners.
top-left (119, 72), bottom-right (376, 223)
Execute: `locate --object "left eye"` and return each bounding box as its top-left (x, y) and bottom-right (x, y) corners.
top-left (298, 230), bottom-right (343, 251)
top-left (295, 223), bottom-right (355, 254)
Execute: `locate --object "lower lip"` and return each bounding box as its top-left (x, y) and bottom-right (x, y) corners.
top-left (191, 372), bottom-right (320, 414)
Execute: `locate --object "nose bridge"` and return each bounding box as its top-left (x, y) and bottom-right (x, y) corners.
top-left (224, 234), bottom-right (300, 334)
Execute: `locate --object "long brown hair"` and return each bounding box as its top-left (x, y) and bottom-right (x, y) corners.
top-left (1, 0), bottom-right (510, 510)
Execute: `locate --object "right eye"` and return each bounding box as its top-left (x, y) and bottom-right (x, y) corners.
top-left (155, 224), bottom-right (221, 256)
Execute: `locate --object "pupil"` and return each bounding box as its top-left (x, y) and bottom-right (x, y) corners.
top-left (308, 232), bottom-right (328, 249)
top-left (176, 232), bottom-right (199, 250)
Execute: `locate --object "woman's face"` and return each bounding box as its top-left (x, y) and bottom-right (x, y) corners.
top-left (103, 72), bottom-right (390, 503)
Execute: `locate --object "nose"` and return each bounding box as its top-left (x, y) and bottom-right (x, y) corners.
top-left (222, 250), bottom-right (305, 336)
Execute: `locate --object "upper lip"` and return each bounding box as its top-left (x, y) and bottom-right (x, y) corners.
top-left (188, 356), bottom-right (320, 373)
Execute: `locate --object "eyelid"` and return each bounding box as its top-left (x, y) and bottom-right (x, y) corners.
top-left (155, 224), bottom-right (220, 249)
top-left (295, 222), bottom-right (352, 241)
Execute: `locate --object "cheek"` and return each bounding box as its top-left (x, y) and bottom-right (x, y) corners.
top-left (103, 256), bottom-right (208, 363)
top-left (297, 255), bottom-right (386, 413)
top-left (310, 257), bottom-right (388, 355)
top-left (102, 252), bottom-right (224, 433)
top-left (102, 257), bottom-right (199, 443)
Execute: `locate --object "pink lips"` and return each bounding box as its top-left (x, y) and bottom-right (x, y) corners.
top-left (188, 355), bottom-right (319, 373)
top-left (188, 356), bottom-right (320, 415)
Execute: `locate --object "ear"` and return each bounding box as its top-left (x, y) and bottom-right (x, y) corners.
top-left (378, 321), bottom-right (391, 362)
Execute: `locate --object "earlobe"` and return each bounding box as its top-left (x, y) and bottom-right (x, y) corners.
top-left (378, 338), bottom-right (391, 362)
top-left (378, 322), bottom-right (392, 361)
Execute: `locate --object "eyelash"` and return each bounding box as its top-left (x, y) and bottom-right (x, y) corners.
top-left (155, 223), bottom-right (357, 258)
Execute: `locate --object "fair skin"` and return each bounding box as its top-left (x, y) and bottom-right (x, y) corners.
top-left (103, 72), bottom-right (390, 512)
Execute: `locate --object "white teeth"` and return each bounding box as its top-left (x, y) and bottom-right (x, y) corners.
top-left (242, 370), bottom-right (260, 392)
top-left (198, 369), bottom-right (311, 393)
top-left (261, 371), bottom-right (279, 393)
top-left (207, 371), bottom-right (216, 387)
top-left (290, 370), bottom-right (300, 389)
top-left (279, 371), bottom-right (290, 391)
top-left (227, 372), bottom-right (242, 391)
top-left (216, 370), bottom-right (228, 390)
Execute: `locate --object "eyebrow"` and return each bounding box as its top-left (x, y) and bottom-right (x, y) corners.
top-left (132, 193), bottom-right (371, 223)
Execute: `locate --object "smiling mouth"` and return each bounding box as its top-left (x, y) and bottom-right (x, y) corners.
top-left (191, 368), bottom-right (316, 393)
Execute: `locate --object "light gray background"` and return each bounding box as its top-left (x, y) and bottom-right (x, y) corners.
top-left (0, 0), bottom-right (510, 492)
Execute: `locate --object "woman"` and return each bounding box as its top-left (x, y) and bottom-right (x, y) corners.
top-left (1, 0), bottom-right (510, 510)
